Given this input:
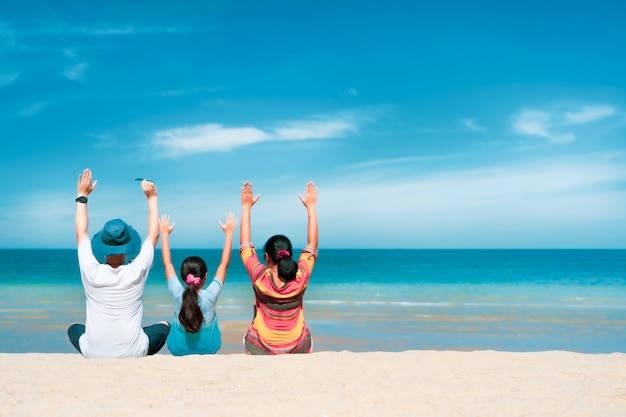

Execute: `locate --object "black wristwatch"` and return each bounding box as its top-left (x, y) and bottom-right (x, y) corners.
top-left (75, 196), bottom-right (88, 204)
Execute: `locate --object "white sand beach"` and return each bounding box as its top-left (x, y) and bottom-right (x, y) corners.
top-left (1, 350), bottom-right (625, 417)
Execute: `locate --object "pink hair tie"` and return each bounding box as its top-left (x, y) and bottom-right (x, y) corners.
top-left (185, 274), bottom-right (202, 287)
top-left (277, 250), bottom-right (291, 260)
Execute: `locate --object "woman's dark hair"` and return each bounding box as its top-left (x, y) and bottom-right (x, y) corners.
top-left (179, 256), bottom-right (207, 334)
top-left (264, 235), bottom-right (298, 282)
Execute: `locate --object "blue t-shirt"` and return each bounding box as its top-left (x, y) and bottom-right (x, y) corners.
top-left (166, 276), bottom-right (223, 355)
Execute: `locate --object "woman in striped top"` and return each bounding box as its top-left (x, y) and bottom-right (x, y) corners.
top-left (239, 181), bottom-right (319, 354)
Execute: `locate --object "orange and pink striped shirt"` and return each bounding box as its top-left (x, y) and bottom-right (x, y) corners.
top-left (240, 244), bottom-right (318, 354)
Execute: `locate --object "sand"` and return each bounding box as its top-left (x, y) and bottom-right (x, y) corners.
top-left (1, 350), bottom-right (625, 417)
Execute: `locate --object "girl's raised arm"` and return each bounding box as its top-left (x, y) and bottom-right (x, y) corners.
top-left (215, 212), bottom-right (237, 285)
top-left (159, 215), bottom-right (176, 280)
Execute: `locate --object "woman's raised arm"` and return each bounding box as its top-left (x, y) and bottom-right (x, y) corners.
top-left (298, 181), bottom-right (318, 250)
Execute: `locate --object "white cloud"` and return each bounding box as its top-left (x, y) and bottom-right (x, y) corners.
top-left (565, 105), bottom-right (615, 124)
top-left (344, 154), bottom-right (459, 169)
top-left (64, 62), bottom-right (89, 82)
top-left (2, 24), bottom-right (182, 42)
top-left (513, 110), bottom-right (551, 137)
top-left (462, 118), bottom-right (486, 131)
top-left (513, 110), bottom-right (575, 144)
top-left (152, 116), bottom-right (357, 156)
top-left (85, 132), bottom-right (121, 150)
top-left (63, 48), bottom-right (78, 58)
top-left (20, 25), bottom-right (176, 37)
top-left (77, 25), bottom-right (186, 36)
top-left (272, 119), bottom-right (356, 140)
top-left (512, 104), bottom-right (618, 145)
top-left (153, 124), bottom-right (270, 155)
top-left (150, 87), bottom-right (224, 97)
top-left (87, 27), bottom-right (137, 36)
top-left (0, 72), bottom-right (18, 87)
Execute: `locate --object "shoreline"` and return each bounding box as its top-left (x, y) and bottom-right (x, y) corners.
top-left (1, 350), bottom-right (625, 416)
top-left (2, 317), bottom-right (626, 355)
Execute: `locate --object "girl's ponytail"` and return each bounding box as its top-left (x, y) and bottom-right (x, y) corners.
top-left (180, 286), bottom-right (203, 333)
top-left (179, 256), bottom-right (207, 334)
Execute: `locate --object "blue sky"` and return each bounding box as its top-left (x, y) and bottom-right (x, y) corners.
top-left (1, 0), bottom-right (624, 249)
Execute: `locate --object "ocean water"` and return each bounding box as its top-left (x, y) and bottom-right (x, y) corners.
top-left (0, 249), bottom-right (624, 354)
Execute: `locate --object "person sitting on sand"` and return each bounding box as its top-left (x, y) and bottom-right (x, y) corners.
top-left (159, 213), bottom-right (237, 355)
top-left (239, 181), bottom-right (319, 354)
top-left (67, 169), bottom-right (170, 358)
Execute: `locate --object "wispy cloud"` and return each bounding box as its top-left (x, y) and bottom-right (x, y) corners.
top-left (513, 110), bottom-right (556, 138)
top-left (0, 72), bottom-right (18, 87)
top-left (461, 118), bottom-right (486, 131)
top-left (152, 116), bottom-right (358, 156)
top-left (153, 124), bottom-right (270, 155)
top-left (64, 62), bottom-right (89, 82)
top-left (564, 105), bottom-right (615, 124)
top-left (63, 48), bottom-right (78, 58)
top-left (512, 110), bottom-right (575, 144)
top-left (149, 87), bottom-right (224, 97)
top-left (85, 132), bottom-right (121, 150)
top-left (7, 24), bottom-right (185, 38)
top-left (511, 103), bottom-right (617, 145)
top-left (344, 154), bottom-right (459, 170)
top-left (84, 26), bottom-right (138, 35)
top-left (273, 119), bottom-right (356, 140)
top-left (80, 25), bottom-right (187, 36)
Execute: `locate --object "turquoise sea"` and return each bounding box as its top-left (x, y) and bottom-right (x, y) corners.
top-left (0, 249), bottom-right (624, 354)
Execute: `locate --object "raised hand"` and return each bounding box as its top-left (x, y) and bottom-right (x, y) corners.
top-left (241, 181), bottom-right (260, 209)
top-left (77, 169), bottom-right (97, 197)
top-left (159, 215), bottom-right (176, 236)
top-left (219, 212), bottom-right (237, 235)
top-left (298, 181), bottom-right (318, 209)
top-left (142, 180), bottom-right (157, 199)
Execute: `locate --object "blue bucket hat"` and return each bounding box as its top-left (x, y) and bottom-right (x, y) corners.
top-left (91, 218), bottom-right (141, 264)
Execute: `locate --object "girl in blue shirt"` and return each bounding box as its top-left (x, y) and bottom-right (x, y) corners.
top-left (159, 213), bottom-right (236, 355)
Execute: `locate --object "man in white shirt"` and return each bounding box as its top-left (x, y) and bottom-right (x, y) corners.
top-left (68, 168), bottom-right (170, 358)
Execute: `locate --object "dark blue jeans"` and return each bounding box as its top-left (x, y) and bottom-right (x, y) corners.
top-left (67, 322), bottom-right (170, 356)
